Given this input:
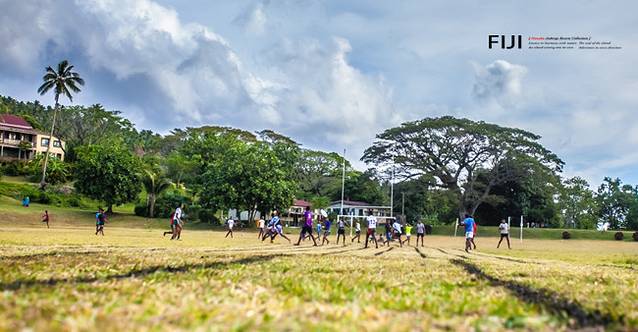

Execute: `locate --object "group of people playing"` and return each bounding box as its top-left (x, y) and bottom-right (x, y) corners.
top-left (459, 215), bottom-right (512, 252)
top-left (250, 207), bottom-right (429, 249)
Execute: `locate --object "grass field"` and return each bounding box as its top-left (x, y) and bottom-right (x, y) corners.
top-left (1, 202), bottom-right (637, 331)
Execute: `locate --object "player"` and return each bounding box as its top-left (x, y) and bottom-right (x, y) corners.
top-left (263, 210), bottom-right (291, 243)
top-left (321, 217), bottom-right (332, 245)
top-left (459, 214), bottom-right (475, 253)
top-left (415, 221), bottom-right (425, 247)
top-left (402, 223), bottom-right (412, 246)
top-left (225, 217), bottom-right (235, 238)
top-left (364, 210), bottom-right (379, 249)
top-left (351, 220), bottom-right (361, 243)
top-left (295, 206), bottom-right (318, 246)
top-left (471, 220), bottom-right (478, 250)
top-left (41, 210), bottom-right (50, 228)
top-left (497, 219), bottom-right (511, 249)
top-left (335, 217), bottom-right (347, 246)
top-left (382, 219), bottom-right (393, 246)
top-left (172, 204), bottom-right (184, 240)
top-left (257, 217), bottom-right (266, 239)
top-left (95, 208), bottom-right (106, 236)
top-left (392, 219), bottom-right (403, 247)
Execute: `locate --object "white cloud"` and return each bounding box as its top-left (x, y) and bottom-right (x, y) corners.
top-left (472, 60), bottom-right (527, 105)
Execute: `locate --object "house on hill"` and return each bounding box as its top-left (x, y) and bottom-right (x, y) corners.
top-left (0, 114), bottom-right (65, 161)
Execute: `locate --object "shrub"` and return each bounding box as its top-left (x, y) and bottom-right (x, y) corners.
top-left (198, 209), bottom-right (216, 224)
top-left (153, 191), bottom-right (192, 218)
top-left (614, 232), bottom-right (624, 241)
top-left (1, 161), bottom-right (29, 176)
top-left (633, 232), bottom-right (638, 242)
top-left (134, 204), bottom-right (148, 217)
top-left (562, 231), bottom-right (571, 239)
top-left (26, 154), bottom-right (68, 185)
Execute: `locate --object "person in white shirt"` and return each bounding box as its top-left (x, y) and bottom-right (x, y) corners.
top-left (257, 218), bottom-right (266, 239)
top-left (416, 221), bottom-right (426, 247)
top-left (497, 219), bottom-right (511, 249)
top-left (351, 220), bottom-right (361, 243)
top-left (364, 211), bottom-right (379, 249)
top-left (225, 218), bottom-right (235, 238)
top-left (392, 220), bottom-right (403, 247)
top-left (172, 204), bottom-right (184, 240)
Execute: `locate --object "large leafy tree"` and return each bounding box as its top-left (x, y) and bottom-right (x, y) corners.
top-left (596, 177), bottom-right (638, 229)
top-left (362, 116), bottom-right (563, 220)
top-left (37, 60), bottom-right (84, 187)
top-left (74, 143), bottom-right (142, 213)
top-left (141, 169), bottom-right (173, 218)
top-left (295, 149), bottom-right (350, 198)
top-left (558, 177), bottom-right (598, 229)
top-left (182, 131), bottom-right (298, 222)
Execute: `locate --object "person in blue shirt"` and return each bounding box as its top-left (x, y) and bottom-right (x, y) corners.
top-left (459, 214), bottom-right (475, 253)
top-left (321, 217), bottom-right (332, 245)
top-left (262, 210), bottom-right (291, 243)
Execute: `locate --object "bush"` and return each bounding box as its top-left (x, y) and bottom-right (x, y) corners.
top-left (153, 191), bottom-right (192, 218)
top-left (614, 232), bottom-right (624, 241)
top-left (198, 209), bottom-right (216, 224)
top-left (134, 204), bottom-right (148, 217)
top-left (633, 232), bottom-right (638, 242)
top-left (1, 161), bottom-right (29, 176)
top-left (562, 231), bottom-right (571, 239)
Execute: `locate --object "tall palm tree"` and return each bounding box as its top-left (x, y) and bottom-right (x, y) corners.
top-left (37, 60), bottom-right (84, 188)
top-left (142, 170), bottom-right (173, 218)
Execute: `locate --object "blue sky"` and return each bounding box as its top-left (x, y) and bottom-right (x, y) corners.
top-left (0, 0), bottom-right (637, 187)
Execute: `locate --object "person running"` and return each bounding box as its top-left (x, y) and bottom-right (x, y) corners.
top-left (392, 219), bottom-right (403, 247)
top-left (225, 217), bottom-right (235, 238)
top-left (321, 217), bottom-right (332, 245)
top-left (415, 221), bottom-right (425, 247)
top-left (295, 206), bottom-right (318, 246)
top-left (364, 210), bottom-right (379, 249)
top-left (497, 219), bottom-right (511, 249)
top-left (257, 217), bottom-right (266, 239)
top-left (335, 217), bottom-right (347, 246)
top-left (95, 208), bottom-right (106, 236)
top-left (315, 219), bottom-right (322, 238)
top-left (264, 210), bottom-right (291, 243)
top-left (459, 214), bottom-right (475, 253)
top-left (383, 219), bottom-right (393, 247)
top-left (402, 223), bottom-right (412, 246)
top-left (471, 220), bottom-right (478, 250)
top-left (41, 210), bottom-right (50, 228)
top-left (351, 220), bottom-right (361, 243)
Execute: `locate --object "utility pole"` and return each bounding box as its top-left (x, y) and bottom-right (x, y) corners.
top-left (339, 149), bottom-right (346, 216)
top-left (401, 192), bottom-right (405, 217)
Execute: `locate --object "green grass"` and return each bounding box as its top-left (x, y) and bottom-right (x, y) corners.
top-left (0, 202), bottom-right (637, 331)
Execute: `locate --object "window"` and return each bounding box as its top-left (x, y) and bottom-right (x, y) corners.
top-left (53, 140), bottom-right (61, 147)
top-left (41, 138), bottom-right (49, 147)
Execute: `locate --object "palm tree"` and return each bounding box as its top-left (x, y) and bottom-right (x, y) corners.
top-left (142, 170), bottom-right (173, 218)
top-left (37, 60), bottom-right (84, 188)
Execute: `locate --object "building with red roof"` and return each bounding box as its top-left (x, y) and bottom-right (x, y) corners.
top-left (0, 114), bottom-right (65, 161)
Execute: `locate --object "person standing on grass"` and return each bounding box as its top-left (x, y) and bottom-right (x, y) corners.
top-left (402, 223), bottom-right (412, 246)
top-left (335, 217), bottom-right (347, 246)
top-left (257, 217), bottom-right (266, 239)
top-left (497, 219), bottom-right (511, 249)
top-left (163, 210), bottom-right (176, 238)
top-left (172, 204), bottom-right (184, 240)
top-left (95, 208), bottom-right (106, 236)
top-left (295, 206), bottom-right (318, 246)
top-left (41, 210), bottom-right (50, 228)
top-left (225, 217), bottom-right (235, 238)
top-left (321, 216), bottom-right (332, 245)
top-left (415, 221), bottom-right (425, 247)
top-left (264, 210), bottom-right (291, 243)
top-left (382, 219), bottom-right (393, 247)
top-left (351, 220), bottom-right (361, 243)
top-left (316, 218), bottom-right (322, 238)
top-left (364, 210), bottom-right (379, 249)
top-left (459, 214), bottom-right (475, 253)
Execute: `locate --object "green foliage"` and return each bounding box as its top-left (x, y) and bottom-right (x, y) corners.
top-left (558, 177), bottom-right (598, 229)
top-left (26, 154), bottom-right (68, 185)
top-left (596, 177), bottom-right (638, 230)
top-left (74, 143), bottom-right (142, 211)
top-left (1, 161), bottom-right (29, 176)
top-left (153, 191), bottom-right (192, 218)
top-left (0, 181), bottom-right (96, 208)
top-left (362, 116), bottom-right (564, 218)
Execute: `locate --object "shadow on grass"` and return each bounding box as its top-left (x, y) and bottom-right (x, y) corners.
top-left (374, 246), bottom-right (394, 256)
top-left (451, 259), bottom-right (622, 329)
top-left (0, 254), bottom-right (279, 291)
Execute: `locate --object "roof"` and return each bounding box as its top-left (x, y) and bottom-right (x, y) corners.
top-left (292, 199), bottom-right (312, 207)
top-left (0, 114), bottom-right (33, 130)
top-left (329, 200), bottom-right (372, 207)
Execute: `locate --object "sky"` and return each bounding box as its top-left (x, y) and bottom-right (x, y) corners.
top-left (0, 0), bottom-right (637, 187)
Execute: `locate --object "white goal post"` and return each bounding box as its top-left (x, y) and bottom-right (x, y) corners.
top-left (336, 210), bottom-right (396, 237)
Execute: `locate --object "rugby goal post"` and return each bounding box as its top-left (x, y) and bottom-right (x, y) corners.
top-left (335, 205), bottom-right (395, 237)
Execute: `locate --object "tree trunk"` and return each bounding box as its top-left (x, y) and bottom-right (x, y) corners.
top-left (40, 100), bottom-right (59, 189)
top-left (148, 194), bottom-right (156, 218)
top-left (107, 204), bottom-right (113, 215)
